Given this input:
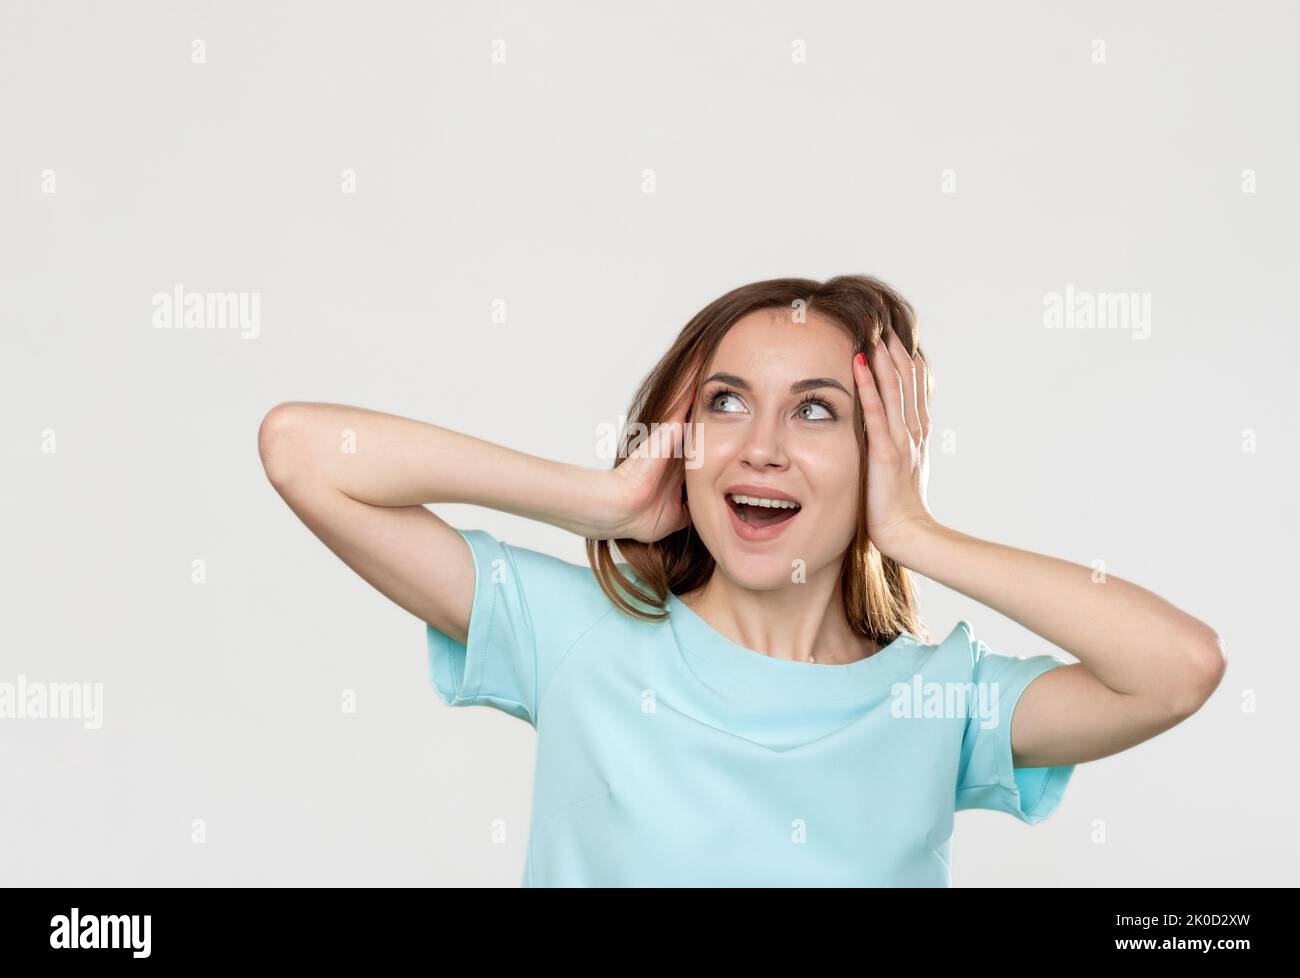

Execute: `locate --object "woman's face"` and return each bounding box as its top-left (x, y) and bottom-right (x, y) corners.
top-left (684, 308), bottom-right (862, 590)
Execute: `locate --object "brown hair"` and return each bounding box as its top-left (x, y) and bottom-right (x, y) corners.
top-left (585, 274), bottom-right (934, 647)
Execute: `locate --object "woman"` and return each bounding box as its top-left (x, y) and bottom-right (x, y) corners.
top-left (258, 274), bottom-right (1226, 887)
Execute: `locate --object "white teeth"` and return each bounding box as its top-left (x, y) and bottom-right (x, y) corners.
top-left (728, 493), bottom-right (800, 509)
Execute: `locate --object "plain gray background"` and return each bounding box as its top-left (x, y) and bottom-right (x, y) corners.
top-left (2, 0), bottom-right (1296, 886)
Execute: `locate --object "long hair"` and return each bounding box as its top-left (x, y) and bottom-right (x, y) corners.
top-left (585, 274), bottom-right (934, 647)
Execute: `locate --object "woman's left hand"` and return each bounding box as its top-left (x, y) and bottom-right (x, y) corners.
top-left (852, 328), bottom-right (938, 561)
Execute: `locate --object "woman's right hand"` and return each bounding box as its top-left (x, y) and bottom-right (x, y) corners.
top-left (602, 386), bottom-right (696, 544)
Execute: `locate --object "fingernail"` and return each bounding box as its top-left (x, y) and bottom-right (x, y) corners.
top-left (854, 352), bottom-right (866, 367)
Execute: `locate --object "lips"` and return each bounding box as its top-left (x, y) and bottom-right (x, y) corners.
top-left (726, 494), bottom-right (800, 528)
top-left (723, 487), bottom-right (803, 542)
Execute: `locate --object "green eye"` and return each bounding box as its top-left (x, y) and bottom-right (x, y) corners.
top-left (704, 385), bottom-right (839, 422)
top-left (711, 390), bottom-right (744, 413)
top-left (797, 400), bottom-right (833, 421)
top-left (795, 394), bottom-right (838, 422)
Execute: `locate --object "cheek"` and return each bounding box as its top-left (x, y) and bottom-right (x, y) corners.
top-left (803, 457), bottom-right (862, 539)
top-left (682, 466), bottom-right (713, 506)
top-left (796, 441), bottom-right (860, 493)
top-left (687, 424), bottom-right (738, 473)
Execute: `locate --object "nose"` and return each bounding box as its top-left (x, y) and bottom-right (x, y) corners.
top-left (738, 411), bottom-right (790, 470)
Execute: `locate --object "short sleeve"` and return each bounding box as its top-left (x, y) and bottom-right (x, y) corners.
top-left (425, 527), bottom-right (611, 727)
top-left (954, 622), bottom-right (1076, 824)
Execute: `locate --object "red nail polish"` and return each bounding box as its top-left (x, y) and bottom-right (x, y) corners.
top-left (855, 352), bottom-right (866, 367)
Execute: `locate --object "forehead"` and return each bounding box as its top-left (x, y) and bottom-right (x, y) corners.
top-left (709, 307), bottom-right (854, 371)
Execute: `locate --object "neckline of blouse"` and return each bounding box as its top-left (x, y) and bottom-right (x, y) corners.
top-left (664, 590), bottom-right (933, 696)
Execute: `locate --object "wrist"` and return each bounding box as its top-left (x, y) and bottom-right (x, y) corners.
top-left (874, 513), bottom-right (947, 565)
top-left (584, 467), bottom-right (631, 540)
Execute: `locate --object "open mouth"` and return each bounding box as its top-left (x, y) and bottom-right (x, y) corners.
top-left (726, 492), bottom-right (802, 529)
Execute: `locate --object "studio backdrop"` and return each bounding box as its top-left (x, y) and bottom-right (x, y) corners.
top-left (2, 0), bottom-right (1295, 886)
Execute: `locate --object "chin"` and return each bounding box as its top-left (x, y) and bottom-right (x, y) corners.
top-left (717, 565), bottom-right (798, 593)
top-left (705, 533), bottom-right (805, 589)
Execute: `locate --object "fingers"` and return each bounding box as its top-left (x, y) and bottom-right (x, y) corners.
top-left (664, 418), bottom-right (684, 462)
top-left (855, 328), bottom-right (932, 459)
top-left (628, 419), bottom-right (672, 462)
top-left (852, 346), bottom-right (892, 455)
top-left (666, 360), bottom-right (700, 426)
top-left (882, 327), bottom-right (921, 446)
top-left (643, 417), bottom-right (682, 464)
top-left (868, 334), bottom-right (906, 448)
top-left (915, 349), bottom-right (932, 439)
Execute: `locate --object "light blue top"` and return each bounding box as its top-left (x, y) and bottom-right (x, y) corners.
top-left (426, 528), bottom-right (1076, 886)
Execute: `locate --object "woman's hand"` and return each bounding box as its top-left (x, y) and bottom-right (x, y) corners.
top-left (852, 328), bottom-right (939, 561)
top-left (602, 380), bottom-right (696, 544)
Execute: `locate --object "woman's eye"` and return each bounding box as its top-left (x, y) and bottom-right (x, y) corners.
top-left (711, 392), bottom-right (745, 413)
top-left (797, 400), bottom-right (834, 421)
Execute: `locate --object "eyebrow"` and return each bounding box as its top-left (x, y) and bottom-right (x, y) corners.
top-left (701, 372), bottom-right (853, 398)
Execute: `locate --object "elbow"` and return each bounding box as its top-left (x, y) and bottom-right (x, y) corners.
top-left (258, 401), bottom-right (310, 490)
top-left (1168, 625), bottom-right (1228, 718)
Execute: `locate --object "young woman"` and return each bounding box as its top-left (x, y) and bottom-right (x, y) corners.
top-left (258, 274), bottom-right (1226, 887)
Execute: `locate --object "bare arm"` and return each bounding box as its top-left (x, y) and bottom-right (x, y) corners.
top-left (887, 519), bottom-right (1226, 769)
top-left (854, 331), bottom-right (1227, 772)
top-left (256, 400), bottom-right (688, 644)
